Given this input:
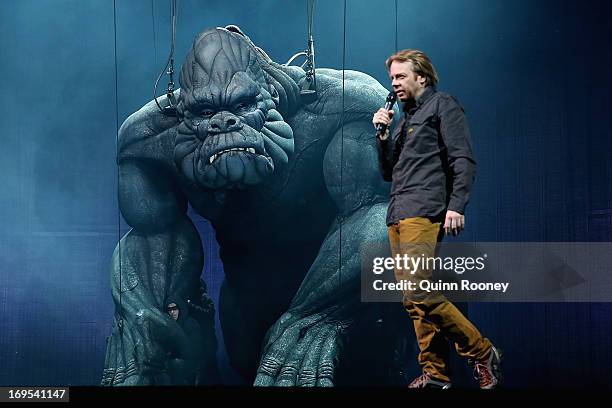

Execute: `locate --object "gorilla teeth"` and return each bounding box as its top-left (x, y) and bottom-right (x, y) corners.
top-left (209, 147), bottom-right (257, 164)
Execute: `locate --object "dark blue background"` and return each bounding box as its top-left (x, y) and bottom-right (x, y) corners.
top-left (1, 0), bottom-right (610, 387)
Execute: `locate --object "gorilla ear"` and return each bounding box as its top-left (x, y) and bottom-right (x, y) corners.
top-left (269, 85), bottom-right (280, 107)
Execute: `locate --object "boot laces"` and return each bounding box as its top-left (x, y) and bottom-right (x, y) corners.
top-left (474, 361), bottom-right (493, 386)
top-left (409, 373), bottom-right (431, 388)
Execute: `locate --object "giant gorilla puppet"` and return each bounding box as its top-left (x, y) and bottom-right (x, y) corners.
top-left (102, 25), bottom-right (400, 386)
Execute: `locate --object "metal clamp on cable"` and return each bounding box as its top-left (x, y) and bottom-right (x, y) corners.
top-left (299, 0), bottom-right (318, 103)
top-left (299, 32), bottom-right (317, 103)
top-left (154, 0), bottom-right (179, 117)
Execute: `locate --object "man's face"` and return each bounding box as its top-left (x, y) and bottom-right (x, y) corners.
top-left (166, 303), bottom-right (179, 321)
top-left (389, 60), bottom-right (426, 102)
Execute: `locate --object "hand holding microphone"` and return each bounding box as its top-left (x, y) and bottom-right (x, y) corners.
top-left (372, 91), bottom-right (396, 139)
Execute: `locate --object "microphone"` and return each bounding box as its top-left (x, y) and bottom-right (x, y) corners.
top-left (376, 91), bottom-right (397, 138)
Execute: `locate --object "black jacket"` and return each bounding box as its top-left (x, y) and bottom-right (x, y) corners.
top-left (376, 86), bottom-right (476, 225)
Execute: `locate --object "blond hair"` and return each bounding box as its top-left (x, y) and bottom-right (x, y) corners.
top-left (385, 49), bottom-right (438, 87)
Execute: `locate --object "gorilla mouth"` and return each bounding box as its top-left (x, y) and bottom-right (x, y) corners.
top-left (189, 133), bottom-right (276, 189)
top-left (208, 147), bottom-right (259, 164)
top-left (175, 106), bottom-right (294, 190)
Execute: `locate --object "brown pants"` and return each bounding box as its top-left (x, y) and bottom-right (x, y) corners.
top-left (387, 217), bottom-right (492, 382)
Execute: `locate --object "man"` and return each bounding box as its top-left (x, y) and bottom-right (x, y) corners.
top-left (166, 302), bottom-right (180, 321)
top-left (372, 49), bottom-right (502, 389)
top-left (162, 297), bottom-right (204, 385)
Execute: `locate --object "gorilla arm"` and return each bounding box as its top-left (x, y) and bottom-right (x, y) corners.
top-left (254, 121), bottom-right (390, 386)
top-left (103, 98), bottom-right (212, 385)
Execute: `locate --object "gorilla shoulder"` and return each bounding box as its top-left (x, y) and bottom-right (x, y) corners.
top-left (117, 91), bottom-right (181, 164)
top-left (302, 69), bottom-right (388, 119)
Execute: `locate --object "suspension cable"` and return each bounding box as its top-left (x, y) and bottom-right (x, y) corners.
top-left (338, 0), bottom-right (346, 303)
top-left (153, 0), bottom-right (178, 115)
top-left (395, 0), bottom-right (398, 51)
top-left (307, 0), bottom-right (314, 40)
top-left (298, 0), bottom-right (317, 99)
top-left (284, 0), bottom-right (316, 72)
top-left (112, 0), bottom-right (123, 339)
top-left (152, 0), bottom-right (158, 67)
top-left (305, 0), bottom-right (315, 76)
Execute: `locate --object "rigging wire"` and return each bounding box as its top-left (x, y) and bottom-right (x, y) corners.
top-left (152, 0), bottom-right (158, 66)
top-left (284, 51), bottom-right (307, 67)
top-left (307, 0), bottom-right (314, 39)
top-left (283, 0), bottom-right (316, 101)
top-left (284, 0), bottom-right (316, 73)
top-left (395, 0), bottom-right (398, 51)
top-left (112, 0), bottom-right (123, 339)
top-left (299, 0), bottom-right (317, 99)
top-left (338, 0), bottom-right (346, 314)
top-left (153, 0), bottom-right (178, 116)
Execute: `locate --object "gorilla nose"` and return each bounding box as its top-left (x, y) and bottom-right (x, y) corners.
top-left (207, 112), bottom-right (243, 134)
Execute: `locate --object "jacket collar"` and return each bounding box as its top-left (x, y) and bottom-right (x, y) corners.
top-left (416, 86), bottom-right (435, 107)
top-left (403, 86), bottom-right (436, 113)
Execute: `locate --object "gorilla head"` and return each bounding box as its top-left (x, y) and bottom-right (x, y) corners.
top-left (175, 27), bottom-right (296, 189)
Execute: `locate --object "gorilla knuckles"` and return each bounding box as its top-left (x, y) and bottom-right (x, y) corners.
top-left (174, 28), bottom-right (294, 190)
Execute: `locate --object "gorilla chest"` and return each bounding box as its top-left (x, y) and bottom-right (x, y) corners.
top-left (209, 121), bottom-right (338, 245)
top-left (208, 177), bottom-right (336, 290)
top-left (214, 173), bottom-right (337, 249)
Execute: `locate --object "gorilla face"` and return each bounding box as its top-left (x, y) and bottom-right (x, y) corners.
top-left (174, 29), bottom-right (294, 190)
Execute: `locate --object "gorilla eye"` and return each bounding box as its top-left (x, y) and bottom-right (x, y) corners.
top-left (201, 108), bottom-right (215, 118)
top-left (234, 101), bottom-right (256, 113)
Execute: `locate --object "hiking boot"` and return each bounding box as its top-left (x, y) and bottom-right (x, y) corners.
top-left (472, 346), bottom-right (503, 389)
top-left (408, 373), bottom-right (452, 389)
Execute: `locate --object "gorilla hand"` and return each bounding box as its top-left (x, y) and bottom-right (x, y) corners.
top-left (254, 309), bottom-right (352, 387)
top-left (132, 308), bottom-right (172, 375)
top-left (254, 202), bottom-right (387, 387)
